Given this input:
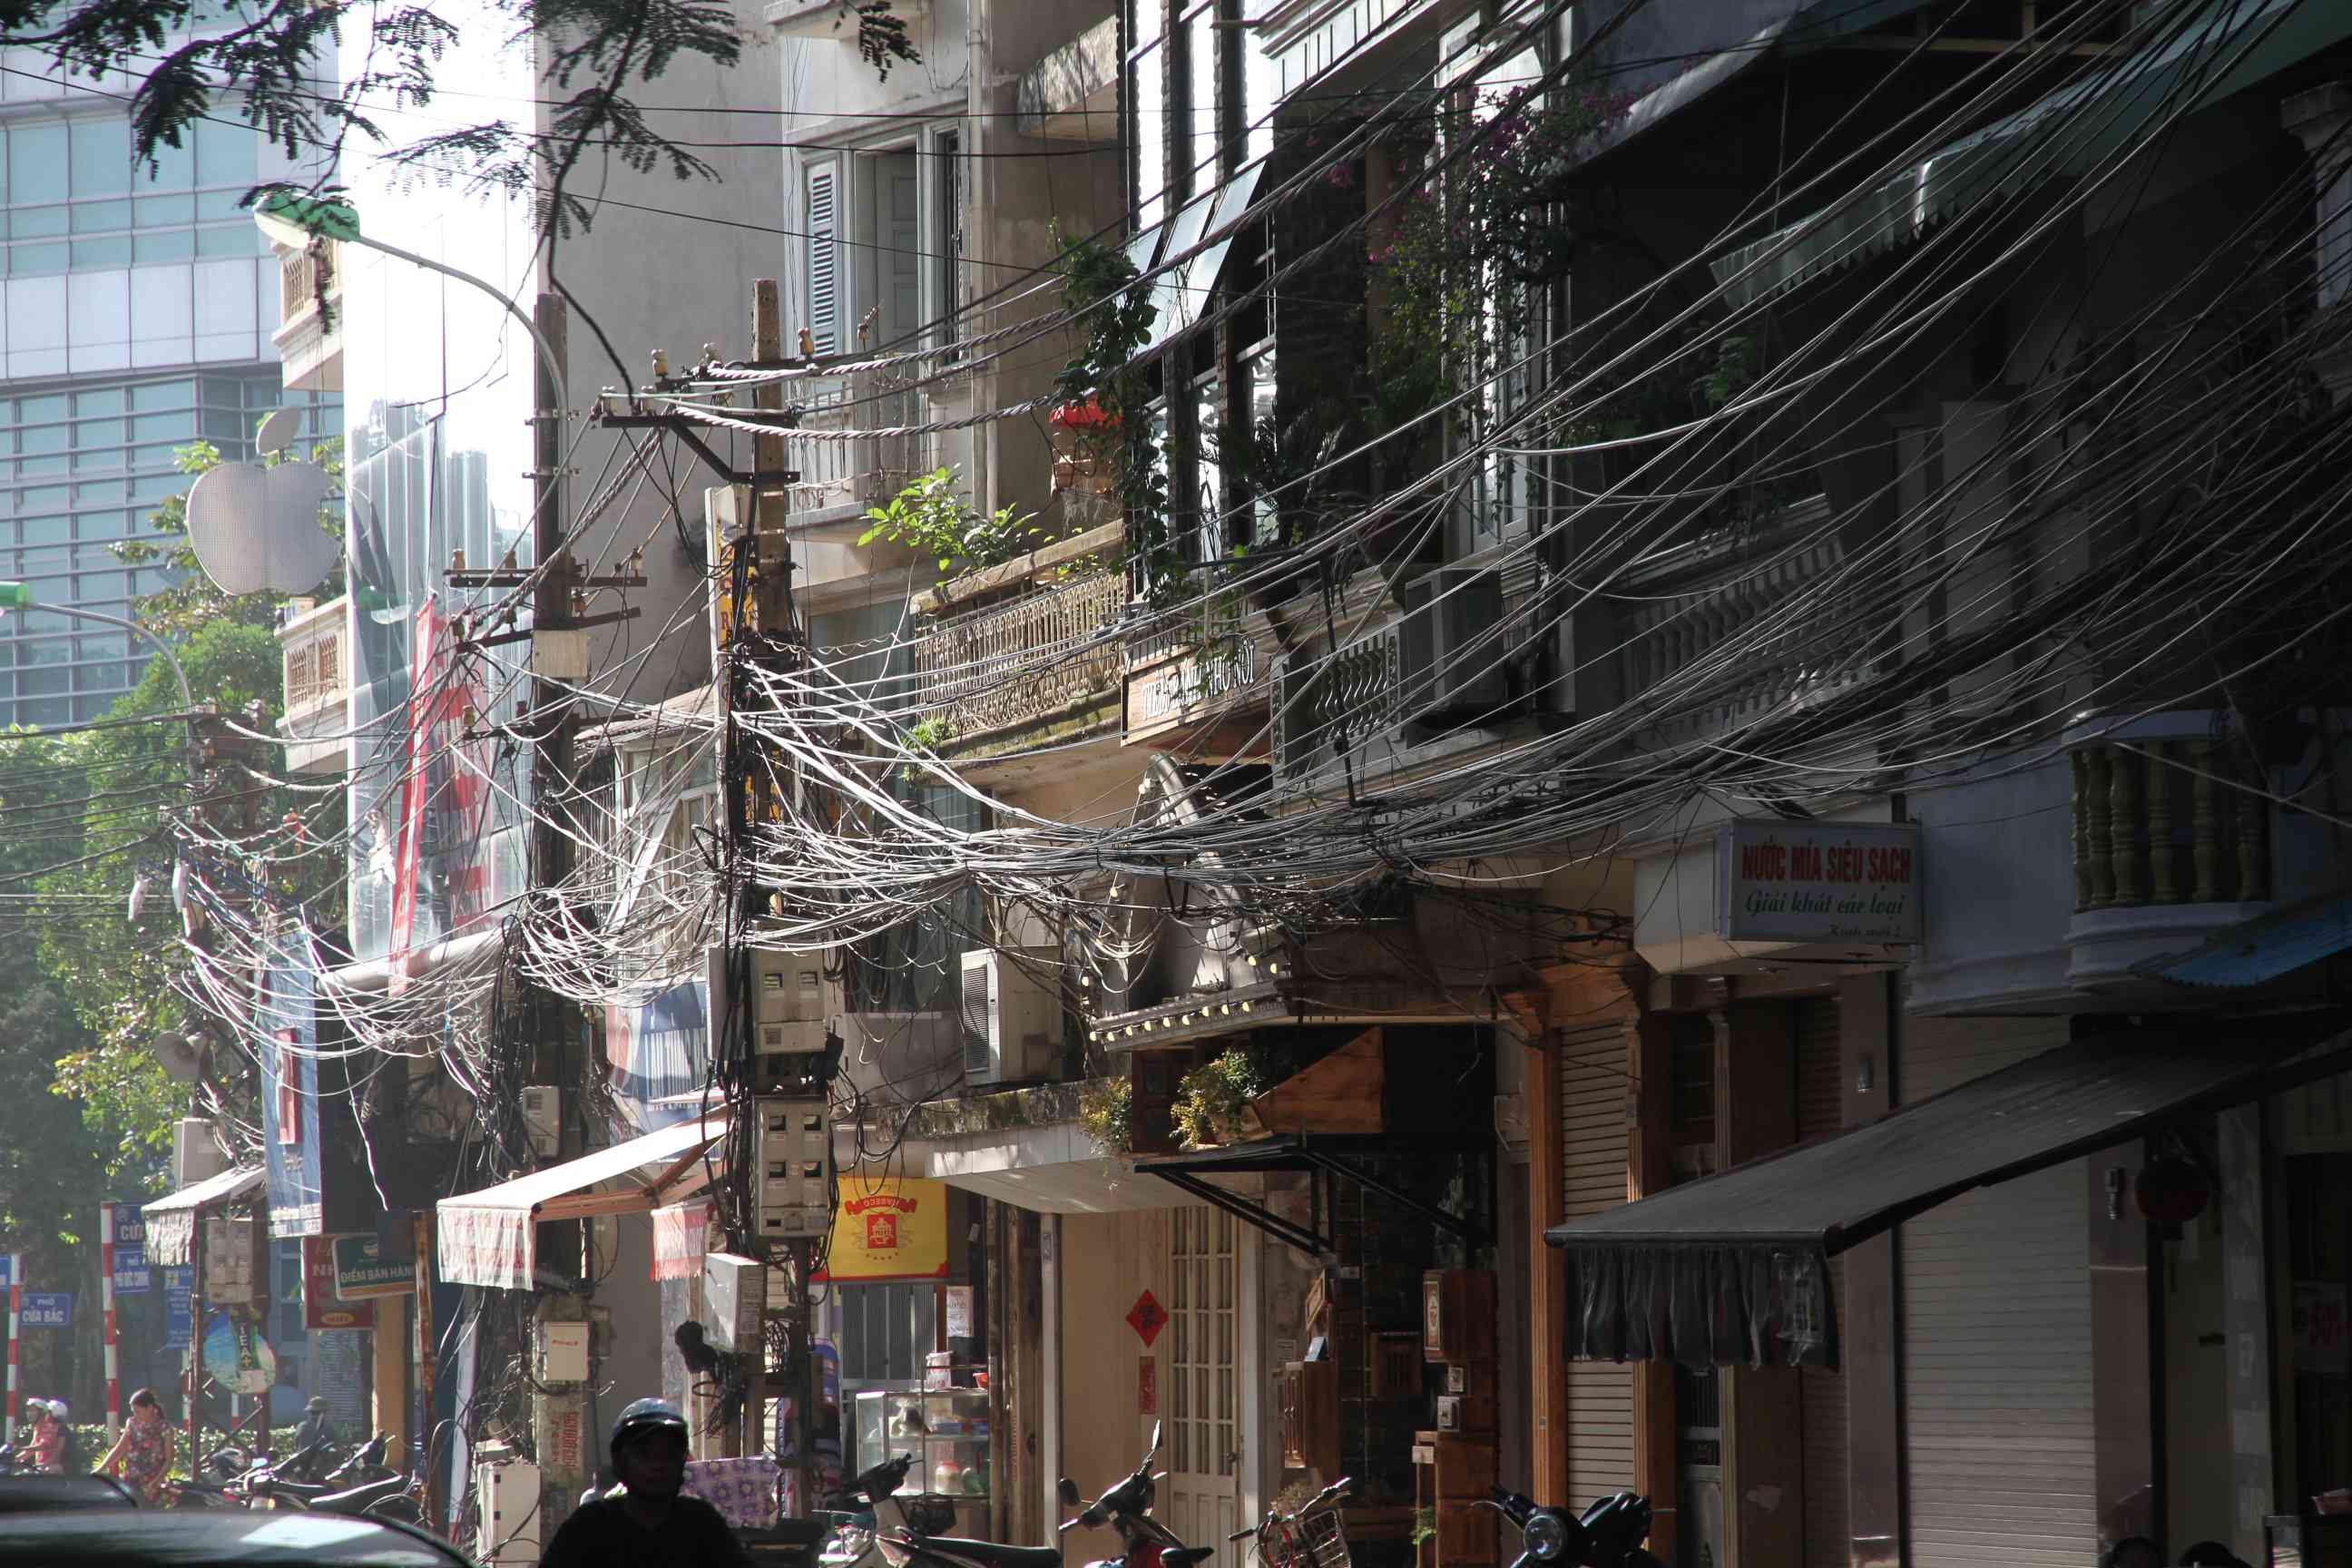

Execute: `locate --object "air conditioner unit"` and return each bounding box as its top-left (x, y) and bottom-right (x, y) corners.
top-left (475, 1452), bottom-right (543, 1564)
top-left (703, 1251), bottom-right (769, 1353)
top-left (958, 946), bottom-right (1063, 1086)
top-left (172, 1117), bottom-right (224, 1191)
top-left (518, 1086), bottom-right (563, 1158)
top-left (753, 1097), bottom-right (831, 1242)
top-left (1396, 567), bottom-right (1509, 725)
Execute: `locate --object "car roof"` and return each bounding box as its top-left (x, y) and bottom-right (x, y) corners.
top-left (0, 1474), bottom-right (140, 1513)
top-left (0, 1510), bottom-right (479, 1565)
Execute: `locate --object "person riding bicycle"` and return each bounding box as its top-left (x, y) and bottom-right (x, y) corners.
top-left (539, 1399), bottom-right (751, 1568)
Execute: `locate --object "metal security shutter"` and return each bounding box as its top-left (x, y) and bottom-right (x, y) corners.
top-left (1900, 1017), bottom-right (2092, 1568)
top-left (1559, 1020), bottom-right (1635, 1509)
top-left (1795, 997), bottom-right (1848, 1568)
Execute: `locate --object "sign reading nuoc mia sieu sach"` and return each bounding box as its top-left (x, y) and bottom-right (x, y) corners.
top-left (1715, 820), bottom-right (1921, 946)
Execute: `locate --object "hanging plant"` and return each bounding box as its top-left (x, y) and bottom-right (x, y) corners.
top-left (1078, 1073), bottom-right (1133, 1154)
top-left (1171, 1045), bottom-right (1270, 1149)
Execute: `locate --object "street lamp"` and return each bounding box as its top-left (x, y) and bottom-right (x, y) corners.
top-left (252, 192), bottom-right (564, 394)
top-left (0, 581), bottom-right (196, 719)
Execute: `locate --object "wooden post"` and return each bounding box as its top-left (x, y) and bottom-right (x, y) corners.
top-left (1524, 1034), bottom-right (1568, 1508)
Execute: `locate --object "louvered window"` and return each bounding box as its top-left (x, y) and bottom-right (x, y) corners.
top-left (806, 162), bottom-right (840, 355)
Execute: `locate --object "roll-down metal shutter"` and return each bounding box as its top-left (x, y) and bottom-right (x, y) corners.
top-left (1899, 1017), bottom-right (2092, 1568)
top-left (1796, 997), bottom-right (1849, 1568)
top-left (1560, 1020), bottom-right (1635, 1509)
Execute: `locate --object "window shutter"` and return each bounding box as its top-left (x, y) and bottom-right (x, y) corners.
top-left (807, 162), bottom-right (840, 355)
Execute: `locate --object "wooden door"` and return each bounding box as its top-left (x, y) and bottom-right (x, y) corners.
top-left (1163, 1206), bottom-right (1240, 1550)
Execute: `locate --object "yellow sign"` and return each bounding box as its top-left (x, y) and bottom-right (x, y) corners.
top-left (814, 1176), bottom-right (949, 1282)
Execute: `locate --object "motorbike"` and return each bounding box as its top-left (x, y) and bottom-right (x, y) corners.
top-left (1486, 1487), bottom-right (1661, 1568)
top-left (821, 1448), bottom-right (1068, 1568)
top-left (1055, 1423), bottom-right (1213, 1568)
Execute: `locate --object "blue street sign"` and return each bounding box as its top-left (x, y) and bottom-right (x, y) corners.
top-left (21, 1292), bottom-right (72, 1330)
top-left (163, 1268), bottom-right (193, 1350)
top-left (113, 1242), bottom-right (151, 1294)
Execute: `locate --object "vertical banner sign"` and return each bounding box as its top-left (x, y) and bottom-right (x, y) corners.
top-left (260, 933), bottom-right (325, 1235)
top-left (163, 1267), bottom-right (194, 1352)
top-left (812, 1176), bottom-right (950, 1283)
top-left (388, 594), bottom-right (492, 995)
top-left (101, 1201), bottom-right (120, 1438)
top-left (387, 593), bottom-right (439, 994)
top-left (302, 1239), bottom-right (375, 1330)
top-left (1138, 1355), bottom-right (1158, 1416)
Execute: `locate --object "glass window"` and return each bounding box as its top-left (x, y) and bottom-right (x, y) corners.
top-left (196, 224), bottom-right (257, 258)
top-left (12, 205), bottom-right (67, 239)
top-left (73, 418), bottom-right (125, 453)
top-left (71, 235), bottom-right (132, 268)
top-left (194, 120), bottom-right (256, 188)
top-left (74, 632), bottom-right (130, 661)
top-left (9, 123), bottom-right (66, 205)
top-left (1184, 3), bottom-right (1218, 191)
top-left (1243, 21), bottom-right (1276, 163)
top-left (18, 665), bottom-right (67, 695)
top-left (23, 482), bottom-right (67, 508)
top-left (69, 118), bottom-right (131, 197)
top-left (21, 697), bottom-right (70, 726)
top-left (73, 389), bottom-right (124, 417)
top-left (21, 518), bottom-right (67, 547)
top-left (73, 662), bottom-right (128, 692)
top-left (135, 193), bottom-right (196, 228)
top-left (134, 230), bottom-right (195, 264)
top-left (72, 200), bottom-right (132, 234)
top-left (10, 242), bottom-right (67, 275)
top-left (131, 381), bottom-right (191, 411)
top-left (143, 133), bottom-right (193, 191)
top-left (1133, 42), bottom-right (1167, 232)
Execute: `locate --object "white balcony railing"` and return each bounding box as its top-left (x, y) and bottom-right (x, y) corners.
top-left (907, 568), bottom-right (1128, 743)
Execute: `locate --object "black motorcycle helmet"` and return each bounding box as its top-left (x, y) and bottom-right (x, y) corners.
top-left (609, 1398), bottom-right (690, 1468)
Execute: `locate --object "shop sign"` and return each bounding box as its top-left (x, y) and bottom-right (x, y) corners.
top-left (651, 1199), bottom-right (712, 1281)
top-left (813, 1176), bottom-right (948, 1282)
top-left (303, 1237), bottom-right (375, 1330)
top-left (162, 1268), bottom-right (193, 1350)
top-left (20, 1292), bottom-right (71, 1330)
top-left (113, 1210), bottom-right (151, 1293)
top-left (202, 1311), bottom-right (275, 1395)
top-left (333, 1232), bottom-right (416, 1300)
top-left (1717, 820), bottom-right (1920, 946)
top-left (2295, 1280), bottom-right (2348, 1375)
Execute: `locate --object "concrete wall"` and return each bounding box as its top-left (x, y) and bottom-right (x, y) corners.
top-left (1055, 1208), bottom-right (1171, 1568)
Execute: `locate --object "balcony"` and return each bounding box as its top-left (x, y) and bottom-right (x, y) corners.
top-left (2064, 710), bottom-right (2274, 992)
top-left (1015, 14), bottom-right (1119, 143)
top-left (270, 239), bottom-right (341, 393)
top-left (906, 545), bottom-right (1128, 770)
top-left (277, 596), bottom-right (348, 775)
top-left (1123, 598), bottom-right (1271, 759)
top-left (786, 369), bottom-right (930, 536)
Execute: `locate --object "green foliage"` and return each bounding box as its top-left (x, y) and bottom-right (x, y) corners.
top-left (113, 438), bottom-right (345, 643)
top-left (1372, 90), bottom-right (1616, 436)
top-left (1171, 1045), bottom-right (1269, 1150)
top-left (1411, 1508), bottom-right (1438, 1549)
top-left (1077, 1073), bottom-right (1132, 1155)
top-left (858, 466), bottom-right (1052, 573)
top-left (1052, 224), bottom-right (1178, 597)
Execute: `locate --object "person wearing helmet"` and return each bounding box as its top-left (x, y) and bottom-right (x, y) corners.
top-left (539, 1398), bottom-right (750, 1568)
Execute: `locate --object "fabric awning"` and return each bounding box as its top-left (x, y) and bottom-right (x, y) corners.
top-left (1710, 0), bottom-right (2352, 308)
top-left (437, 1116), bottom-right (724, 1289)
top-left (143, 1166), bottom-right (264, 1268)
top-left (1545, 1031), bottom-right (2352, 1369)
top-left (2144, 893), bottom-right (2352, 989)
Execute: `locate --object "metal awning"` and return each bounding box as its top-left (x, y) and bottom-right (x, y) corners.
top-left (437, 1115), bottom-right (725, 1289)
top-left (868, 1120), bottom-right (1195, 1215)
top-left (1139, 1134), bottom-right (1481, 1257)
top-left (1140, 164), bottom-right (1265, 360)
top-left (2144, 893), bottom-right (2352, 989)
top-left (1545, 1030), bottom-right (2351, 1369)
top-left (143, 1166), bottom-right (264, 1268)
top-left (1710, 0), bottom-right (2352, 309)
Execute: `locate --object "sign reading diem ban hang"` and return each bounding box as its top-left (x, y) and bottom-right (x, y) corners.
top-left (333, 1232), bottom-right (415, 1301)
top-left (812, 1176), bottom-right (948, 1282)
top-left (1716, 820), bottom-right (1920, 946)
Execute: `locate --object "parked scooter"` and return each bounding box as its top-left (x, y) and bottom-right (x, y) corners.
top-left (1486, 1487), bottom-right (1661, 1568)
top-left (828, 1448), bottom-right (1071, 1568)
top-left (1055, 1423), bottom-right (1213, 1568)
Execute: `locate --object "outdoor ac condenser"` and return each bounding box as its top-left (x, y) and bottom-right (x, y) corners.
top-left (958, 946), bottom-right (1063, 1086)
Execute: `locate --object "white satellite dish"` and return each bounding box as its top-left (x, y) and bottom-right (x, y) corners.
top-left (185, 459), bottom-right (339, 596)
top-left (253, 407), bottom-right (303, 458)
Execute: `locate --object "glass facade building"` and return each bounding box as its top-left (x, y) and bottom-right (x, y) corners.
top-left (0, 73), bottom-right (338, 727)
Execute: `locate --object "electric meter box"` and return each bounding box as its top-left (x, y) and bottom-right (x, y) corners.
top-left (704, 1251), bottom-right (769, 1353)
top-left (754, 1096), bottom-right (831, 1242)
top-left (538, 1319), bottom-right (591, 1385)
